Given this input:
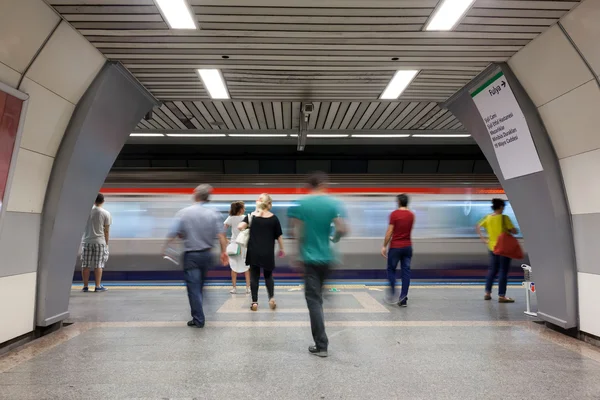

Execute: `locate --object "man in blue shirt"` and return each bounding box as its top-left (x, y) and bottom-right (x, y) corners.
top-left (288, 172), bottom-right (347, 357)
top-left (163, 184), bottom-right (228, 328)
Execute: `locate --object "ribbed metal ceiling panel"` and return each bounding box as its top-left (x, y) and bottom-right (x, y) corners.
top-left (49, 0), bottom-right (580, 137)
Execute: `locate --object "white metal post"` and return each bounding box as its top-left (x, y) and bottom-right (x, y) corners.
top-left (521, 264), bottom-right (537, 317)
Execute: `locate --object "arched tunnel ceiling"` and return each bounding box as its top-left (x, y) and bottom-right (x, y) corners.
top-left (48, 0), bottom-right (581, 142)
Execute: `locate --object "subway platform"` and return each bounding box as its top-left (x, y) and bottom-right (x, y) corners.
top-left (1, 284), bottom-right (599, 400)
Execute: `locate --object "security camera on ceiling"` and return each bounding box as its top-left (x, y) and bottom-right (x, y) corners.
top-left (302, 103), bottom-right (314, 122)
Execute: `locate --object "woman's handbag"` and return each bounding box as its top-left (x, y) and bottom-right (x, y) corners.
top-left (493, 215), bottom-right (524, 259)
top-left (235, 214), bottom-right (253, 247)
top-left (226, 242), bottom-right (241, 256)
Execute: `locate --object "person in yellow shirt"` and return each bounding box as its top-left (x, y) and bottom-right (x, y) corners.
top-left (476, 198), bottom-right (518, 303)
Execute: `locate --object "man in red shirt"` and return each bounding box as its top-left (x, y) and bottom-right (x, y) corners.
top-left (381, 194), bottom-right (415, 307)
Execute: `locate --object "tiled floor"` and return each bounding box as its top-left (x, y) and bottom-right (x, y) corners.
top-left (1, 285), bottom-right (599, 399)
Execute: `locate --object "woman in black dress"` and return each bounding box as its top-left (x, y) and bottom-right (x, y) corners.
top-left (238, 193), bottom-right (285, 311)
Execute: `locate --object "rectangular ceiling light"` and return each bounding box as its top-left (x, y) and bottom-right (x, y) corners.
top-left (197, 69), bottom-right (230, 99)
top-left (380, 70), bottom-right (419, 100)
top-left (307, 134), bottom-right (349, 138)
top-left (425, 0), bottom-right (476, 31)
top-left (155, 0), bottom-right (197, 29)
top-left (130, 133), bottom-right (164, 137)
top-left (352, 134), bottom-right (410, 138)
top-left (412, 134), bottom-right (471, 138)
top-left (166, 134), bottom-right (226, 137)
top-left (229, 134), bottom-right (289, 138)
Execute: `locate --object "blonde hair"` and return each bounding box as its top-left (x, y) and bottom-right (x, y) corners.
top-left (257, 193), bottom-right (273, 211)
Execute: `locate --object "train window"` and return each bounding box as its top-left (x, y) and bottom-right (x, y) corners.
top-left (103, 198), bottom-right (521, 240)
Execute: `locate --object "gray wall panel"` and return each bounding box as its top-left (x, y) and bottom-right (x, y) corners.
top-left (331, 160), bottom-right (368, 174)
top-left (296, 160), bottom-right (331, 174)
top-left (573, 213), bottom-right (600, 275)
top-left (260, 159), bottom-right (295, 174)
top-left (37, 62), bottom-right (157, 326)
top-left (446, 63), bottom-right (578, 329)
top-left (0, 212), bottom-right (40, 278)
top-left (473, 159), bottom-right (494, 174)
top-left (187, 160), bottom-right (224, 173)
top-left (403, 160), bottom-right (438, 174)
top-left (368, 160), bottom-right (403, 174)
top-left (438, 160), bottom-right (474, 174)
top-left (224, 160), bottom-right (259, 174)
top-left (151, 159), bottom-right (187, 168)
top-left (113, 159), bottom-right (151, 168)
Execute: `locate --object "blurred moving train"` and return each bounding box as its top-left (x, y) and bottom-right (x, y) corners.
top-left (74, 172), bottom-right (528, 282)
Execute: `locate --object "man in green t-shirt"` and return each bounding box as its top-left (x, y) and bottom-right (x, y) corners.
top-left (288, 172), bottom-right (347, 357)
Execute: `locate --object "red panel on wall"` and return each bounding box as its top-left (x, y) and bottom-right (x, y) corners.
top-left (0, 90), bottom-right (24, 210)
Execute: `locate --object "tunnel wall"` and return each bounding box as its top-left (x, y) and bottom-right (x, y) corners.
top-left (0, 1), bottom-right (106, 343)
top-left (508, 0), bottom-right (600, 337)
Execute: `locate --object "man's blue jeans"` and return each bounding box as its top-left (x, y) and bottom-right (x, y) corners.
top-left (387, 246), bottom-right (413, 301)
top-left (183, 251), bottom-right (212, 326)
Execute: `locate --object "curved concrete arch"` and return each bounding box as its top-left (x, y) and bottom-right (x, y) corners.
top-left (446, 63), bottom-right (578, 329)
top-left (37, 62), bottom-right (157, 326)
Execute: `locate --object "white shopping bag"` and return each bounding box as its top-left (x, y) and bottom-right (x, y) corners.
top-left (163, 246), bottom-right (181, 265)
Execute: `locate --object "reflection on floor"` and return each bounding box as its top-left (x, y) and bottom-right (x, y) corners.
top-left (1, 285), bottom-right (599, 400)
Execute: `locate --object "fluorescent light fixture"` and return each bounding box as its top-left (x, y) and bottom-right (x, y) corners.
top-left (166, 134), bottom-right (226, 137)
top-left (290, 134), bottom-right (349, 138)
top-left (229, 134), bottom-right (289, 138)
top-left (307, 134), bottom-right (349, 138)
top-left (155, 0), bottom-right (197, 29)
top-left (197, 69), bottom-right (230, 99)
top-left (130, 133), bottom-right (164, 137)
top-left (412, 134), bottom-right (471, 138)
top-left (352, 134), bottom-right (410, 138)
top-left (425, 0), bottom-right (475, 31)
top-left (380, 70), bottom-right (419, 100)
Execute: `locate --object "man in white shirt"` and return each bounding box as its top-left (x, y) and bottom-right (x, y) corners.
top-left (81, 193), bottom-right (112, 292)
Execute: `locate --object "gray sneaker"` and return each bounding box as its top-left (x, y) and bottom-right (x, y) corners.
top-left (308, 345), bottom-right (328, 357)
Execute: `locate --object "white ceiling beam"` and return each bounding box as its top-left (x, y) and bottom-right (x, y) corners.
top-left (77, 29), bottom-right (539, 40)
top-left (93, 42), bottom-right (523, 51)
